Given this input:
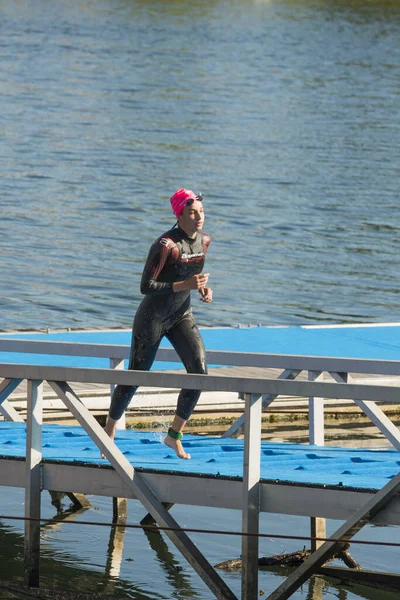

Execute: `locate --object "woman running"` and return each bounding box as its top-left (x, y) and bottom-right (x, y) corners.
top-left (104, 188), bottom-right (212, 459)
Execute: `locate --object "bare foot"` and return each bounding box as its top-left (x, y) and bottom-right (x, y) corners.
top-left (164, 435), bottom-right (191, 460)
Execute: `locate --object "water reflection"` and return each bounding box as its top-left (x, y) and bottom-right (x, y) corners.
top-left (143, 528), bottom-right (200, 598)
top-left (105, 524), bottom-right (126, 587)
top-left (306, 575), bottom-right (325, 600)
top-left (0, 496), bottom-right (398, 600)
top-left (0, 521), bottom-right (139, 599)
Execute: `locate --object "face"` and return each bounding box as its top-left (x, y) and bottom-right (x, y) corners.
top-left (178, 199), bottom-right (204, 236)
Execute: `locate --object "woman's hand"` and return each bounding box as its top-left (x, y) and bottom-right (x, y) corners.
top-left (199, 287), bottom-right (213, 303)
top-left (190, 273), bottom-right (209, 290)
top-left (173, 273), bottom-right (209, 292)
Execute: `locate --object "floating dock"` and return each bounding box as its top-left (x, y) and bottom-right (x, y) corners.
top-left (0, 324), bottom-right (399, 600)
top-left (1, 422), bottom-right (400, 491)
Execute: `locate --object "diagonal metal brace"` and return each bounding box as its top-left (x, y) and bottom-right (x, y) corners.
top-left (330, 372), bottom-right (400, 450)
top-left (48, 380), bottom-right (238, 600)
top-left (222, 370), bottom-right (302, 438)
top-left (266, 470), bottom-right (400, 600)
top-left (0, 378), bottom-right (24, 422)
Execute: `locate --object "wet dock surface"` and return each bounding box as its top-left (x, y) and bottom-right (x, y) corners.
top-left (1, 421), bottom-right (398, 490)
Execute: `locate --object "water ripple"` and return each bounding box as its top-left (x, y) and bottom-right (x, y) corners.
top-left (0, 0), bottom-right (399, 330)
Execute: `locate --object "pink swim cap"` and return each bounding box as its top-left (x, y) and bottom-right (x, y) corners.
top-left (170, 188), bottom-right (202, 218)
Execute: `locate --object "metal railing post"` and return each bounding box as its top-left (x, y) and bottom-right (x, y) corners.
top-left (242, 392), bottom-right (262, 600)
top-left (110, 358), bottom-right (126, 430)
top-left (308, 371), bottom-right (325, 446)
top-left (308, 371), bottom-right (326, 551)
top-left (25, 379), bottom-right (43, 587)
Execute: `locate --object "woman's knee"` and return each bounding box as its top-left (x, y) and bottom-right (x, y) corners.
top-left (186, 353), bottom-right (207, 375)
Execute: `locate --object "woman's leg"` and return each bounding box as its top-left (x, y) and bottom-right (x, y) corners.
top-left (104, 328), bottom-right (162, 443)
top-left (164, 313), bottom-right (207, 459)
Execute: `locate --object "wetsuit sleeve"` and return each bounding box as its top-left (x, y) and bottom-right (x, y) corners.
top-left (140, 237), bottom-right (178, 295)
top-left (202, 233), bottom-right (211, 256)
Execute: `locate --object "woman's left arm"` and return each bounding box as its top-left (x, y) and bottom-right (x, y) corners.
top-left (199, 233), bottom-right (212, 302)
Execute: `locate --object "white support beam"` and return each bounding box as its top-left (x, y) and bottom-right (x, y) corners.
top-left (2, 337), bottom-right (400, 375)
top-left (24, 380), bottom-right (43, 588)
top-left (266, 471), bottom-right (400, 600)
top-left (0, 363), bottom-right (399, 403)
top-left (0, 398), bottom-right (24, 422)
top-left (0, 339), bottom-right (131, 360)
top-left (48, 380), bottom-right (237, 600)
top-left (241, 393), bottom-right (262, 600)
top-left (308, 371), bottom-right (325, 446)
top-left (0, 459), bottom-right (398, 524)
top-left (330, 372), bottom-right (400, 450)
top-left (222, 370), bottom-right (301, 438)
top-left (0, 378), bottom-right (24, 422)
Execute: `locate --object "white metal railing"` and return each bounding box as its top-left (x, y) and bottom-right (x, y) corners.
top-left (1, 337), bottom-right (400, 446)
top-left (0, 344), bottom-right (399, 600)
top-left (0, 361), bottom-right (399, 402)
top-left (1, 337), bottom-right (400, 374)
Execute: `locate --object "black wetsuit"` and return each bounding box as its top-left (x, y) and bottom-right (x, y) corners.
top-left (109, 226), bottom-right (211, 421)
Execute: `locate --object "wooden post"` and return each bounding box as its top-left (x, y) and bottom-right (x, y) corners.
top-left (24, 380), bottom-right (43, 588)
top-left (310, 517), bottom-right (326, 552)
top-left (242, 393), bottom-right (262, 600)
top-left (112, 497), bottom-right (128, 525)
top-left (110, 358), bottom-right (126, 430)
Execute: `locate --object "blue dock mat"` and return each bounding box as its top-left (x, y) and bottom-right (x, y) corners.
top-left (1, 423), bottom-right (398, 491)
top-left (0, 324), bottom-right (400, 368)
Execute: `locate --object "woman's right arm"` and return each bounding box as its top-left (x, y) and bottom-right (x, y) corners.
top-left (140, 238), bottom-right (176, 295)
top-left (140, 237), bottom-right (209, 295)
